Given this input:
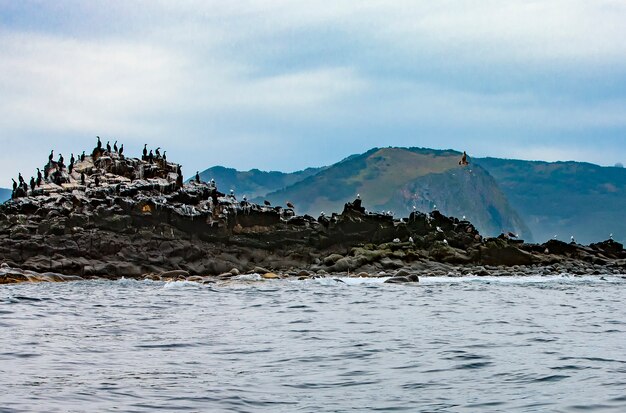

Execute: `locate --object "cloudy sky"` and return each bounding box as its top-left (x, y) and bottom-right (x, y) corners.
top-left (1, 0), bottom-right (625, 186)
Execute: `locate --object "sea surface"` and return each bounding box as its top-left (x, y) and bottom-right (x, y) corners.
top-left (1, 275), bottom-right (625, 413)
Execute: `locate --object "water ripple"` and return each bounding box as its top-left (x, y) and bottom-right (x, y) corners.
top-left (0, 276), bottom-right (624, 412)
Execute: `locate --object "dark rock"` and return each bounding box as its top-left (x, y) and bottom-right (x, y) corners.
top-left (1, 144), bottom-right (624, 281)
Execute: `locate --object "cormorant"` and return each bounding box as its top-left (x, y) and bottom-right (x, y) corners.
top-left (162, 151), bottom-right (166, 163)
top-left (119, 144), bottom-right (124, 156)
top-left (148, 150), bottom-right (154, 163)
top-left (286, 202), bottom-right (294, 209)
top-left (18, 173), bottom-right (25, 184)
top-left (58, 154), bottom-right (64, 166)
top-left (36, 168), bottom-right (42, 185)
top-left (113, 141), bottom-right (118, 153)
top-left (264, 200), bottom-right (271, 206)
top-left (48, 150), bottom-right (54, 163)
top-left (106, 141), bottom-right (111, 153)
top-left (155, 147), bottom-right (161, 157)
top-left (70, 153), bottom-right (75, 165)
top-left (143, 144), bottom-right (148, 158)
top-left (68, 163), bottom-right (73, 174)
top-left (80, 151), bottom-right (86, 162)
top-left (29, 177), bottom-right (35, 191)
top-left (195, 171), bottom-right (200, 183)
top-left (96, 136), bottom-right (102, 149)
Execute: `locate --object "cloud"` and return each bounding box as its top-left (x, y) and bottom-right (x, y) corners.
top-left (1, 1), bottom-right (626, 185)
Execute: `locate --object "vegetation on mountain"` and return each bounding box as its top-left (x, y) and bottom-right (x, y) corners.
top-left (197, 165), bottom-right (324, 199)
top-left (256, 147), bottom-right (531, 239)
top-left (476, 158), bottom-right (626, 244)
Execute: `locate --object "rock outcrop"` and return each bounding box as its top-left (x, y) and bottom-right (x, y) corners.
top-left (1, 142), bottom-right (625, 284)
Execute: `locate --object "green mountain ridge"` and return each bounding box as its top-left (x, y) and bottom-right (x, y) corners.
top-left (200, 147), bottom-right (624, 244)
top-left (475, 157), bottom-right (626, 244)
top-left (197, 165), bottom-right (325, 199)
top-left (253, 147), bottom-right (532, 240)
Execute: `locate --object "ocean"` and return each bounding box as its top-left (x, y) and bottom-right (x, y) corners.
top-left (1, 275), bottom-right (625, 412)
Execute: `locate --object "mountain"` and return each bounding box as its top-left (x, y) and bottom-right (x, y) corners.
top-left (197, 165), bottom-right (324, 199)
top-left (255, 147), bottom-right (532, 240)
top-left (0, 188), bottom-right (10, 204)
top-left (476, 158), bottom-right (626, 244)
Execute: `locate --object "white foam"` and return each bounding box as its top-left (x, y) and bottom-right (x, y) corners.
top-left (301, 276), bottom-right (390, 286)
top-left (418, 275), bottom-right (624, 284)
top-left (232, 273), bottom-right (262, 281)
top-left (162, 280), bottom-right (200, 289)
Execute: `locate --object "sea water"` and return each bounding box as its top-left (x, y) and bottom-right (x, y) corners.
top-left (1, 275), bottom-right (625, 412)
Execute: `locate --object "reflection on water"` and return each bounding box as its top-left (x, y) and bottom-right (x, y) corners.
top-left (1, 275), bottom-right (625, 412)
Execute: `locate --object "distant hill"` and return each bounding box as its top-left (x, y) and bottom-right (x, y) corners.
top-left (476, 158), bottom-right (626, 244)
top-left (255, 147), bottom-right (531, 239)
top-left (0, 188), bottom-right (10, 204)
top-left (197, 165), bottom-right (324, 199)
top-left (190, 147), bottom-right (626, 244)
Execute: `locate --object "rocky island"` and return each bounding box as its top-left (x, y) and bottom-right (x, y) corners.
top-left (1, 140), bottom-right (625, 284)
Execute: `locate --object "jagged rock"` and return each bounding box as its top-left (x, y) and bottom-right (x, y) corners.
top-left (479, 238), bottom-right (535, 266)
top-left (1, 144), bottom-right (624, 281)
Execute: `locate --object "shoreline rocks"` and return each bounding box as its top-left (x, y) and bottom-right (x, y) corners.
top-left (1, 145), bottom-right (625, 285)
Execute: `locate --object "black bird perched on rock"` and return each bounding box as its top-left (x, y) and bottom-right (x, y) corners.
top-left (143, 144), bottom-right (148, 158)
top-left (80, 151), bottom-right (85, 162)
top-left (264, 200), bottom-right (271, 206)
top-left (36, 168), bottom-right (42, 185)
top-left (58, 154), bottom-right (64, 167)
top-left (195, 171), bottom-right (200, 183)
top-left (29, 177), bottom-right (35, 192)
top-left (48, 150), bottom-right (54, 163)
top-left (286, 201), bottom-right (294, 209)
top-left (148, 150), bottom-right (154, 163)
top-left (106, 141), bottom-right (111, 153)
top-left (119, 144), bottom-right (124, 157)
top-left (155, 147), bottom-right (161, 157)
top-left (162, 151), bottom-right (166, 163)
top-left (113, 141), bottom-right (118, 153)
top-left (70, 153), bottom-right (75, 165)
top-left (68, 162), bottom-right (73, 174)
top-left (96, 136), bottom-right (102, 149)
top-left (18, 173), bottom-right (25, 185)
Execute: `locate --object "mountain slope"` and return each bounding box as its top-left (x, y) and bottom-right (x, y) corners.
top-left (257, 147), bottom-right (531, 239)
top-left (476, 158), bottom-right (626, 244)
top-left (197, 165), bottom-right (324, 199)
top-left (0, 188), bottom-right (10, 204)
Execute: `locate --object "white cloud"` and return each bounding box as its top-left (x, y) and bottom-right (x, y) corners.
top-left (1, 1), bottom-right (626, 186)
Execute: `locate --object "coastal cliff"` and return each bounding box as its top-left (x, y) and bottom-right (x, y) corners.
top-left (1, 143), bottom-right (624, 284)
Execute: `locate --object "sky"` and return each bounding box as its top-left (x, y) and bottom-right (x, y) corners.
top-left (1, 0), bottom-right (626, 186)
